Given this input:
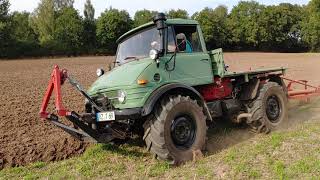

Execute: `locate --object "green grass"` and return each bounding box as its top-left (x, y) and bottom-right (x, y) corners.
top-left (1, 122), bottom-right (320, 179)
top-left (1, 99), bottom-right (320, 179)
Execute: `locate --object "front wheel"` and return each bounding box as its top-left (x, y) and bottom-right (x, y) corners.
top-left (143, 95), bottom-right (207, 164)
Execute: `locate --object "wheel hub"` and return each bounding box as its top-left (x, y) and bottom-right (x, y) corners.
top-left (266, 95), bottom-right (281, 122)
top-left (171, 115), bottom-right (196, 149)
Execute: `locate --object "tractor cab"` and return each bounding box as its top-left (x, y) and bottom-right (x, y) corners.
top-left (87, 14), bottom-right (215, 111)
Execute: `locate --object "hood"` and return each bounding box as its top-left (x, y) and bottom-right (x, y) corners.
top-left (88, 58), bottom-right (152, 95)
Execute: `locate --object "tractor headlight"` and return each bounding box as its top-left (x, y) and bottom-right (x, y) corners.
top-left (117, 90), bottom-right (127, 104)
top-left (149, 49), bottom-right (159, 60)
top-left (96, 68), bottom-right (105, 77)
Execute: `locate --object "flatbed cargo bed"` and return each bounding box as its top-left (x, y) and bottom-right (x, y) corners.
top-left (225, 67), bottom-right (286, 77)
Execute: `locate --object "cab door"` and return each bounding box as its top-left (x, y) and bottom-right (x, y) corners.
top-left (164, 25), bottom-right (213, 86)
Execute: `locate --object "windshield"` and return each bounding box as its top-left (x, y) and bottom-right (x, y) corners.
top-left (116, 27), bottom-right (161, 63)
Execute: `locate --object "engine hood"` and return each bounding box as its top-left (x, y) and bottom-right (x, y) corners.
top-left (88, 58), bottom-right (152, 95)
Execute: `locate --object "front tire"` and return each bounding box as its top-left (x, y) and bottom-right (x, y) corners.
top-left (143, 95), bottom-right (207, 164)
top-left (248, 82), bottom-right (288, 133)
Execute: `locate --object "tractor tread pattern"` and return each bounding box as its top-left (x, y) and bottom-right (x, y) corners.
top-left (248, 82), bottom-right (285, 133)
top-left (143, 95), bottom-right (206, 162)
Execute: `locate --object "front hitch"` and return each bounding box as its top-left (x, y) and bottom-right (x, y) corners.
top-left (39, 65), bottom-right (117, 143)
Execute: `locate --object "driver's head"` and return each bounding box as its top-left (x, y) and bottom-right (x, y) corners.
top-left (176, 33), bottom-right (187, 51)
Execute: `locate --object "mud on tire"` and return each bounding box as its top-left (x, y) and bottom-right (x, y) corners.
top-left (143, 95), bottom-right (207, 164)
top-left (248, 82), bottom-right (288, 133)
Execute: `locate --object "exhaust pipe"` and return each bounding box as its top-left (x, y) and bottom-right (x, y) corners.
top-left (236, 113), bottom-right (252, 123)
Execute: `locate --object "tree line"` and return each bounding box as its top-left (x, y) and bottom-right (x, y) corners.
top-left (0, 0), bottom-right (319, 59)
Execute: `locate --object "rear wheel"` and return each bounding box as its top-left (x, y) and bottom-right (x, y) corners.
top-left (248, 82), bottom-right (288, 133)
top-left (143, 95), bottom-right (207, 164)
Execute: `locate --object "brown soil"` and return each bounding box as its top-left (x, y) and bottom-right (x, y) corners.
top-left (0, 53), bottom-right (319, 169)
top-left (0, 57), bottom-right (112, 169)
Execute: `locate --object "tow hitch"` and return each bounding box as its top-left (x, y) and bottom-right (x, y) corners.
top-left (39, 65), bottom-right (119, 143)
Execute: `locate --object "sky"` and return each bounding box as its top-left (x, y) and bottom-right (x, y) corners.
top-left (9, 0), bottom-right (310, 18)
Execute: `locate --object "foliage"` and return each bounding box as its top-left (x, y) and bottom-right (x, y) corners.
top-left (84, 0), bottom-right (94, 21)
top-left (0, 0), bottom-right (319, 59)
top-left (193, 6), bottom-right (229, 49)
top-left (12, 12), bottom-right (38, 43)
top-left (54, 0), bottom-right (74, 10)
top-left (0, 0), bottom-right (14, 58)
top-left (259, 3), bottom-right (305, 51)
top-left (10, 12), bottom-right (40, 57)
top-left (31, 0), bottom-right (55, 46)
top-left (134, 9), bottom-right (157, 27)
top-left (54, 7), bottom-right (84, 55)
top-left (83, 0), bottom-right (96, 51)
top-left (167, 9), bottom-right (189, 19)
top-left (0, 0), bottom-right (9, 20)
top-left (97, 8), bottom-right (132, 51)
top-left (227, 1), bottom-right (265, 49)
top-left (301, 0), bottom-right (320, 51)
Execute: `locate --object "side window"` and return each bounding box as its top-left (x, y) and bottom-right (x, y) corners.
top-left (173, 25), bottom-right (203, 53)
top-left (191, 29), bottom-right (202, 52)
top-left (167, 26), bottom-right (176, 53)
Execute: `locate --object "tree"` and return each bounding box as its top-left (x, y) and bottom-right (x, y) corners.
top-left (31, 0), bottom-right (55, 46)
top-left (227, 1), bottom-right (265, 49)
top-left (167, 9), bottom-right (189, 19)
top-left (10, 12), bottom-right (40, 57)
top-left (193, 6), bottom-right (229, 49)
top-left (0, 0), bottom-right (9, 20)
top-left (97, 8), bottom-right (132, 52)
top-left (301, 0), bottom-right (320, 51)
top-left (259, 3), bottom-right (304, 51)
top-left (12, 12), bottom-right (38, 43)
top-left (54, 7), bottom-right (84, 55)
top-left (83, 0), bottom-right (96, 51)
top-left (0, 0), bottom-right (13, 58)
top-left (54, 0), bottom-right (74, 10)
top-left (84, 0), bottom-right (94, 21)
top-left (134, 9), bottom-right (157, 27)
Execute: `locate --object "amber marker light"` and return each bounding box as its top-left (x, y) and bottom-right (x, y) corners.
top-left (137, 79), bottom-right (149, 85)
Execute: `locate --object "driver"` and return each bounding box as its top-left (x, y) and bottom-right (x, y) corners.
top-left (176, 33), bottom-right (193, 53)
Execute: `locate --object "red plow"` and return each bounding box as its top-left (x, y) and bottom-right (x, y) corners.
top-left (283, 77), bottom-right (320, 101)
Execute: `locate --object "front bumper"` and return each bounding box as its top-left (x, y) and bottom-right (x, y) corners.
top-left (45, 107), bottom-right (143, 144)
top-left (113, 108), bottom-right (142, 120)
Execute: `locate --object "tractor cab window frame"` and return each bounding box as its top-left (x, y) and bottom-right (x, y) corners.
top-left (166, 25), bottom-right (204, 54)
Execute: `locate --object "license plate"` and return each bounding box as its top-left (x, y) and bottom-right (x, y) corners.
top-left (96, 111), bottom-right (115, 122)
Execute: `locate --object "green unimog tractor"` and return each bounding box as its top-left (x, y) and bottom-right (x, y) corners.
top-left (40, 13), bottom-right (289, 164)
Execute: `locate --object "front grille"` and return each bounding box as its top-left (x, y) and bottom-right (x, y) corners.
top-left (85, 95), bottom-right (115, 113)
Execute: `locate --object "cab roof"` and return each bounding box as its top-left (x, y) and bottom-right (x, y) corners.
top-left (117, 19), bottom-right (199, 43)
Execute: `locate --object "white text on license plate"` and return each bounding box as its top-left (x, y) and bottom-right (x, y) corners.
top-left (97, 111), bottom-right (115, 122)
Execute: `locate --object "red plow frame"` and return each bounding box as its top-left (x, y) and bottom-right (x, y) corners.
top-left (39, 65), bottom-right (70, 119)
top-left (283, 77), bottom-right (320, 101)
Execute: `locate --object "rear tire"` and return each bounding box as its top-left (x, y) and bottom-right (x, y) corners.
top-left (143, 95), bottom-right (207, 164)
top-left (247, 82), bottom-right (288, 133)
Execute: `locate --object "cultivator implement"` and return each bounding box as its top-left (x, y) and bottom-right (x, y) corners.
top-left (283, 77), bottom-right (320, 101)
